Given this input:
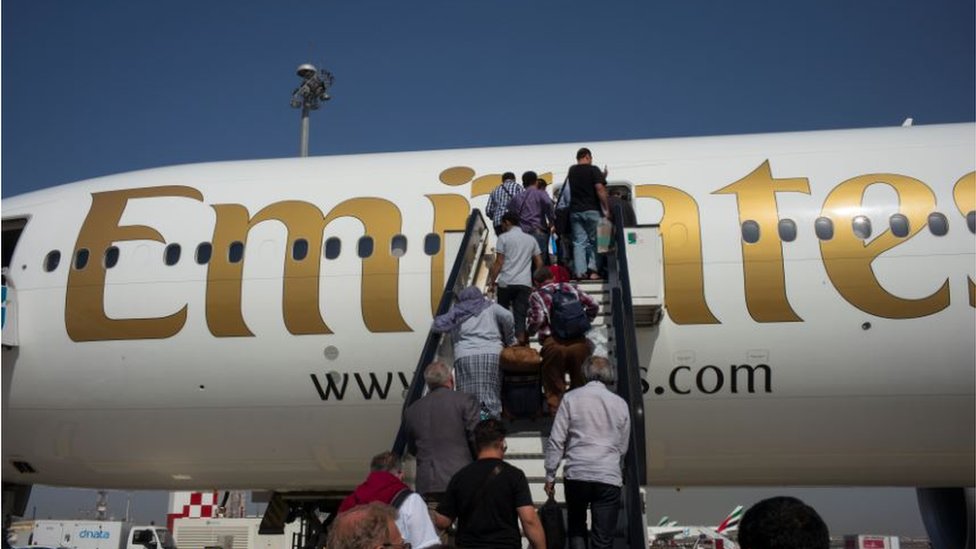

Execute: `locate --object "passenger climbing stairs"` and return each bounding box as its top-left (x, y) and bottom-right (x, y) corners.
top-left (393, 207), bottom-right (657, 549)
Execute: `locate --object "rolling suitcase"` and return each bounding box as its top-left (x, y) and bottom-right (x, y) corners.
top-left (501, 372), bottom-right (542, 419)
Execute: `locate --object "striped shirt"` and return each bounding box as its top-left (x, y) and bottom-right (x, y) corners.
top-left (485, 179), bottom-right (524, 228)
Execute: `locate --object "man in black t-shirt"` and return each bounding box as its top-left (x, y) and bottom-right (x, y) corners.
top-left (567, 147), bottom-right (610, 280)
top-left (433, 419), bottom-right (546, 549)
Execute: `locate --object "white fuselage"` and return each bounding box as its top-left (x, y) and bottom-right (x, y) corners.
top-left (2, 123), bottom-right (973, 491)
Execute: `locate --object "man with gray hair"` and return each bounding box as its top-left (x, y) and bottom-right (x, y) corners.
top-left (326, 502), bottom-right (404, 549)
top-left (404, 361), bottom-right (481, 507)
top-left (543, 356), bottom-right (630, 549)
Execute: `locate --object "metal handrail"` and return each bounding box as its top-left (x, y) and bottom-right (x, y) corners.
top-left (608, 202), bottom-right (648, 548)
top-left (392, 209), bottom-right (489, 457)
top-left (609, 203), bottom-right (647, 482)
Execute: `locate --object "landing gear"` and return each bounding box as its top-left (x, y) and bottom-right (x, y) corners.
top-left (258, 491), bottom-right (346, 549)
top-left (2, 483), bottom-right (32, 549)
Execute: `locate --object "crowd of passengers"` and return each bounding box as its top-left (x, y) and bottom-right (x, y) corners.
top-left (324, 148), bottom-right (636, 549)
top-left (323, 148), bottom-right (832, 549)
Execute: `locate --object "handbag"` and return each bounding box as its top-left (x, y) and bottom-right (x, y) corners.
top-left (538, 494), bottom-right (567, 549)
top-left (499, 344), bottom-right (542, 374)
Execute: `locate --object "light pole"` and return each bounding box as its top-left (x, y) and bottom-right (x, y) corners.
top-left (290, 63), bottom-right (334, 157)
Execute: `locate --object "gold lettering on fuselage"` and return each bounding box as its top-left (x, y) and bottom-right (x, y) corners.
top-left (439, 167), bottom-right (476, 186)
top-left (426, 194), bottom-right (470, 314)
top-left (820, 174), bottom-right (949, 318)
top-left (953, 172), bottom-right (975, 307)
top-left (714, 161), bottom-right (810, 322)
top-left (471, 174), bottom-right (501, 197)
top-left (207, 198), bottom-right (411, 336)
top-left (634, 185), bottom-right (719, 325)
top-left (66, 186), bottom-right (203, 341)
top-left (64, 163), bottom-right (975, 342)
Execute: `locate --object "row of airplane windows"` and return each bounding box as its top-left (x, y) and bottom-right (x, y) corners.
top-left (40, 211), bottom-right (976, 273)
top-left (44, 233), bottom-right (440, 273)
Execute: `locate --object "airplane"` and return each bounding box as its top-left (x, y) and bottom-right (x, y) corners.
top-left (1, 122), bottom-right (973, 546)
top-left (647, 505), bottom-right (742, 543)
top-left (656, 516), bottom-right (678, 528)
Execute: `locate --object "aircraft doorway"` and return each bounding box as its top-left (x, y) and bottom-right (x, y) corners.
top-left (2, 217), bottom-right (28, 347)
top-left (2, 218), bottom-right (28, 271)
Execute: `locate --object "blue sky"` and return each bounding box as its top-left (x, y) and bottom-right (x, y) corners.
top-left (3, 0), bottom-right (974, 537)
top-left (4, 2), bottom-right (973, 196)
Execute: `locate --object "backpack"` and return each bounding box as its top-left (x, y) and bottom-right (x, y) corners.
top-left (545, 285), bottom-right (591, 339)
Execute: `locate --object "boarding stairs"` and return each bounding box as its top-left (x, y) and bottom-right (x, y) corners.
top-left (393, 206), bottom-right (659, 549)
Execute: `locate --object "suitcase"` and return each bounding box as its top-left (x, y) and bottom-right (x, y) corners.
top-left (501, 372), bottom-right (542, 419)
top-left (500, 344), bottom-right (543, 374)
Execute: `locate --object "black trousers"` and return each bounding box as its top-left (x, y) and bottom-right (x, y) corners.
top-left (496, 284), bottom-right (531, 339)
top-left (565, 479), bottom-right (621, 549)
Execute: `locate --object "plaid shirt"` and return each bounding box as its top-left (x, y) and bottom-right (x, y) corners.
top-left (485, 179), bottom-right (524, 228)
top-left (527, 282), bottom-right (600, 340)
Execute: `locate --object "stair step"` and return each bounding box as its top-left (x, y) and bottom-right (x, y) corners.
top-left (506, 432), bottom-right (548, 454)
top-left (507, 458), bottom-right (550, 479)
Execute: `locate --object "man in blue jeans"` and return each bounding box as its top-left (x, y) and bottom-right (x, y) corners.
top-left (566, 147), bottom-right (610, 279)
top-left (544, 356), bottom-right (630, 549)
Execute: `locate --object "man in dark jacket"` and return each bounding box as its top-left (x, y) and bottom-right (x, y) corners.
top-left (403, 361), bottom-right (481, 505)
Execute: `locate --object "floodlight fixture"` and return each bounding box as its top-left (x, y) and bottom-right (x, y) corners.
top-left (291, 62), bottom-right (335, 157)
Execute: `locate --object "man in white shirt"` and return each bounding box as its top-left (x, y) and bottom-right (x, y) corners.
top-left (543, 356), bottom-right (630, 549)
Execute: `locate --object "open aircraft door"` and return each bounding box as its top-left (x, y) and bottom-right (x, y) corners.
top-left (2, 218), bottom-right (28, 347)
top-left (622, 225), bottom-right (663, 325)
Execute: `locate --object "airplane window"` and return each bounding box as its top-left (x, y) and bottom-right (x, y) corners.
top-left (324, 237), bottom-right (341, 260)
top-left (968, 211), bottom-right (976, 234)
top-left (741, 220), bottom-right (760, 244)
top-left (43, 250), bottom-right (61, 272)
top-left (391, 235), bottom-right (407, 258)
top-left (778, 219), bottom-right (797, 242)
top-left (164, 244), bottom-right (181, 266)
top-left (927, 212), bottom-right (949, 236)
top-left (852, 215), bottom-right (872, 240)
top-left (815, 217), bottom-right (834, 240)
top-left (74, 248), bottom-right (90, 270)
top-left (889, 214), bottom-right (910, 238)
top-left (229, 241), bottom-right (245, 263)
top-left (293, 239), bottom-right (309, 261)
top-left (424, 233), bottom-right (441, 256)
top-left (104, 246), bottom-right (120, 269)
top-left (196, 243), bottom-right (212, 265)
top-left (358, 236), bottom-right (374, 258)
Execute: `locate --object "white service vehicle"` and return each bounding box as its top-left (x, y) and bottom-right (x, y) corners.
top-left (171, 518), bottom-right (301, 549)
top-left (27, 521), bottom-right (174, 549)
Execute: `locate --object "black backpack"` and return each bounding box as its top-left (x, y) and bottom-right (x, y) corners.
top-left (545, 285), bottom-right (591, 339)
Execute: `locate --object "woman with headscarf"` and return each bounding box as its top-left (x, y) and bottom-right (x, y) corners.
top-left (433, 286), bottom-right (515, 418)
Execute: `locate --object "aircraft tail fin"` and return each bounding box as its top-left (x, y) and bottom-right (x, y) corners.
top-left (715, 505), bottom-right (744, 533)
top-left (656, 516), bottom-right (670, 527)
